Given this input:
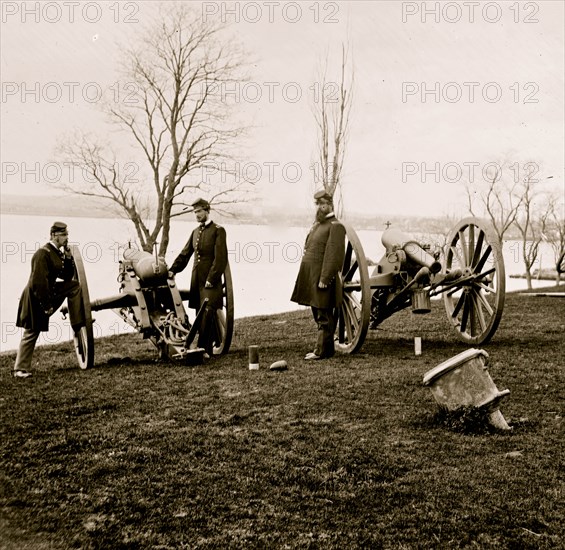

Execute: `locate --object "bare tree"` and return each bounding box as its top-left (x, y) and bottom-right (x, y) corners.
top-left (56, 4), bottom-right (249, 254)
top-left (513, 174), bottom-right (551, 289)
top-left (311, 44), bottom-right (353, 217)
top-left (465, 161), bottom-right (524, 244)
top-left (544, 197), bottom-right (565, 284)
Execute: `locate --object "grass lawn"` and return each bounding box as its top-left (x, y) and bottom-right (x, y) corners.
top-left (1, 286), bottom-right (564, 549)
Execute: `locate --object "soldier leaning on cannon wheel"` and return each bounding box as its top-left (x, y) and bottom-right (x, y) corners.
top-left (291, 190), bottom-right (346, 360)
top-left (13, 222), bottom-right (85, 378)
top-left (168, 198), bottom-right (228, 359)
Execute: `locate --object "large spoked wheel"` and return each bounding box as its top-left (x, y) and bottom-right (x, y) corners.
top-left (443, 217), bottom-right (505, 345)
top-left (70, 245), bottom-right (95, 369)
top-left (335, 223), bottom-right (371, 354)
top-left (212, 262), bottom-right (234, 355)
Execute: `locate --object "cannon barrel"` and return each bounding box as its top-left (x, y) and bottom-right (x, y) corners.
top-left (382, 228), bottom-right (441, 274)
top-left (123, 249), bottom-right (169, 283)
top-left (90, 293), bottom-right (136, 312)
top-left (60, 292), bottom-right (135, 316)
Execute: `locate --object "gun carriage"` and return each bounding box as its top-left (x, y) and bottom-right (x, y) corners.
top-left (67, 245), bottom-right (234, 369)
top-left (334, 217), bottom-right (505, 353)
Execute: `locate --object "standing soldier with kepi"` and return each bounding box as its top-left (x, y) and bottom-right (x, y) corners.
top-left (291, 190), bottom-right (346, 360)
top-left (169, 198), bottom-right (228, 359)
top-left (13, 222), bottom-right (85, 378)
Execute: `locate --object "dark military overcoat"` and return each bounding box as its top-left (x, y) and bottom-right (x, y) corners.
top-left (291, 215), bottom-right (346, 309)
top-left (170, 222), bottom-right (228, 310)
top-left (16, 244), bottom-right (76, 332)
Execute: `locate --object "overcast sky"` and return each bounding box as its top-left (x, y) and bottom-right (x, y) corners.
top-left (1, 1), bottom-right (563, 218)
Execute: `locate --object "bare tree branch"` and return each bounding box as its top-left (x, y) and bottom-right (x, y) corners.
top-left (311, 43), bottom-right (353, 217)
top-left (544, 196), bottom-right (565, 283)
top-left (54, 4), bottom-right (250, 254)
top-left (464, 159), bottom-right (525, 243)
top-left (513, 171), bottom-right (552, 289)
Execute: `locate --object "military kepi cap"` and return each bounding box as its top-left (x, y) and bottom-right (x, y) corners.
top-left (313, 190), bottom-right (333, 202)
top-left (50, 221), bottom-right (68, 234)
top-left (191, 198), bottom-right (210, 210)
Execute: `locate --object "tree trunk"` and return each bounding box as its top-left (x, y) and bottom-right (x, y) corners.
top-left (525, 270), bottom-right (532, 290)
top-left (159, 198), bottom-right (174, 257)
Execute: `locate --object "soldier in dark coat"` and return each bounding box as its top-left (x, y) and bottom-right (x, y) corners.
top-left (169, 199), bottom-right (228, 357)
top-left (14, 222), bottom-right (85, 378)
top-left (291, 190), bottom-right (346, 360)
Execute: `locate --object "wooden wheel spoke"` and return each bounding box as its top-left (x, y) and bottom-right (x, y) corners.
top-left (447, 286), bottom-right (461, 298)
top-left (450, 245), bottom-right (465, 269)
top-left (345, 290), bottom-right (362, 312)
top-left (215, 310), bottom-right (226, 336)
top-left (342, 243), bottom-right (353, 276)
top-left (475, 266), bottom-right (495, 280)
top-left (475, 281), bottom-right (496, 294)
top-left (345, 260), bottom-right (358, 282)
top-left (458, 230), bottom-right (469, 265)
top-left (468, 224), bottom-right (475, 264)
top-left (475, 245), bottom-right (493, 273)
top-left (460, 295), bottom-right (470, 333)
top-left (338, 308), bottom-right (346, 342)
top-left (452, 293), bottom-right (465, 318)
top-left (469, 294), bottom-right (478, 336)
top-left (475, 288), bottom-right (494, 316)
top-left (351, 302), bottom-right (361, 331)
top-left (470, 292), bottom-right (487, 332)
top-left (470, 230), bottom-right (485, 270)
top-left (344, 296), bottom-right (360, 332)
top-left (343, 280), bottom-right (361, 291)
top-left (340, 303), bottom-right (352, 342)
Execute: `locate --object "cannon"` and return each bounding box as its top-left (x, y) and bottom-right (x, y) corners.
top-left (66, 245), bottom-right (234, 369)
top-left (334, 217), bottom-right (505, 353)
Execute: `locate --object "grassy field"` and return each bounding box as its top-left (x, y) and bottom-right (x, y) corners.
top-left (1, 286), bottom-right (564, 549)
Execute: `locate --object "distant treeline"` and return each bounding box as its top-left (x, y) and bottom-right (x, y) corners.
top-left (1, 193), bottom-right (499, 236)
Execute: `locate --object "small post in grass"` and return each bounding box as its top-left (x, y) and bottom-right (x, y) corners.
top-left (248, 345), bottom-right (259, 370)
top-left (414, 336), bottom-right (422, 356)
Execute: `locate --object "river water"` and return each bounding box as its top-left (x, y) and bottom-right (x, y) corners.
top-left (0, 213), bottom-right (554, 352)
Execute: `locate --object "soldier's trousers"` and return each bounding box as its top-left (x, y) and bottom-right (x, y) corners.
top-left (14, 328), bottom-right (41, 371)
top-left (311, 306), bottom-right (336, 358)
top-left (197, 304), bottom-right (217, 356)
top-left (14, 280), bottom-right (84, 371)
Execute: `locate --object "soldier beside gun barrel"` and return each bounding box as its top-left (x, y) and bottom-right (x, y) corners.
top-left (168, 198), bottom-right (228, 360)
